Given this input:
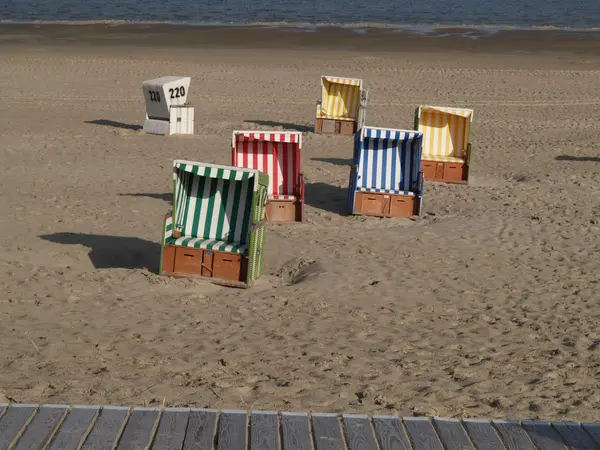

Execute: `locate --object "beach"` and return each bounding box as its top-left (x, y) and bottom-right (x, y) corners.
top-left (0, 24), bottom-right (599, 421)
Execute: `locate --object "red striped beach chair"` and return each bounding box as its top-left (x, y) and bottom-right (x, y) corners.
top-left (415, 105), bottom-right (474, 184)
top-left (232, 131), bottom-right (304, 223)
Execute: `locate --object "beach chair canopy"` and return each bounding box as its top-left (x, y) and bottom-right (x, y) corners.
top-left (353, 127), bottom-right (423, 195)
top-left (417, 106), bottom-right (474, 163)
top-left (168, 161), bottom-right (267, 254)
top-left (317, 75), bottom-right (363, 121)
top-left (232, 131), bottom-right (303, 201)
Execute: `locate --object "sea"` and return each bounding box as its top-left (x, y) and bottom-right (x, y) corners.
top-left (1, 0), bottom-right (599, 31)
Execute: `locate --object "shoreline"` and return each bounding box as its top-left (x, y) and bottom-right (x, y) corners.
top-left (3, 20), bottom-right (600, 32)
top-left (1, 23), bottom-right (600, 56)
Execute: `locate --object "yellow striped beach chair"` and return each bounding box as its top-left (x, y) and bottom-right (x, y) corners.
top-left (315, 75), bottom-right (368, 135)
top-left (415, 105), bottom-right (474, 184)
top-left (160, 160), bottom-right (269, 288)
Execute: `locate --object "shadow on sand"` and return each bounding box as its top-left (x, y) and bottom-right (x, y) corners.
top-left (119, 193), bottom-right (172, 203)
top-left (244, 119), bottom-right (313, 133)
top-left (556, 155), bottom-right (600, 162)
top-left (85, 119), bottom-right (143, 131)
top-left (304, 182), bottom-right (348, 215)
top-left (40, 232), bottom-right (160, 272)
top-left (311, 157), bottom-right (353, 167)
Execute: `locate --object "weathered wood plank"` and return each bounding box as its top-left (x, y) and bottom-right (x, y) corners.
top-left (342, 414), bottom-right (378, 450)
top-left (151, 408), bottom-right (190, 450)
top-left (81, 406), bottom-right (130, 450)
top-left (371, 416), bottom-right (412, 450)
top-left (403, 417), bottom-right (444, 450)
top-left (311, 413), bottom-right (345, 450)
top-left (49, 405), bottom-right (100, 450)
top-left (522, 420), bottom-right (567, 450)
top-left (432, 417), bottom-right (474, 450)
top-left (251, 411), bottom-right (279, 450)
top-left (491, 420), bottom-right (536, 450)
top-left (182, 408), bottom-right (217, 450)
top-left (462, 419), bottom-right (506, 450)
top-left (581, 423), bottom-right (600, 446)
top-left (0, 404), bottom-right (38, 450)
top-left (217, 411), bottom-right (248, 450)
top-left (13, 404), bottom-right (68, 450)
top-left (280, 413), bottom-right (312, 450)
top-left (116, 407), bottom-right (160, 450)
top-left (551, 422), bottom-right (598, 450)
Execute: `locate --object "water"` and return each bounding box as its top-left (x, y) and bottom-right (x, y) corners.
top-left (1, 0), bottom-right (599, 30)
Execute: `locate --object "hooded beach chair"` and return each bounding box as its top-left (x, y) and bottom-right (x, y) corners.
top-left (415, 105), bottom-right (474, 184)
top-left (232, 131), bottom-right (304, 223)
top-left (315, 75), bottom-right (368, 135)
top-left (160, 160), bottom-right (269, 288)
top-left (142, 76), bottom-right (194, 135)
top-left (347, 126), bottom-right (424, 218)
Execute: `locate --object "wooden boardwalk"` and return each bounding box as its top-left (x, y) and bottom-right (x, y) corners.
top-left (0, 403), bottom-right (599, 449)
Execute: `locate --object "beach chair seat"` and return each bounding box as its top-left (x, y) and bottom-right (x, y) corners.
top-left (415, 105), bottom-right (474, 183)
top-left (314, 75), bottom-right (368, 135)
top-left (165, 236), bottom-right (249, 254)
top-left (348, 127), bottom-right (424, 218)
top-left (232, 131), bottom-right (304, 223)
top-left (269, 194), bottom-right (297, 201)
top-left (159, 161), bottom-right (269, 288)
top-left (357, 187), bottom-right (415, 196)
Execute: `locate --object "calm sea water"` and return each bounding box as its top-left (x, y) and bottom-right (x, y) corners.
top-left (1, 0), bottom-right (599, 29)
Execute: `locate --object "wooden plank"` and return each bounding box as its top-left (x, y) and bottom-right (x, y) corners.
top-left (522, 420), bottom-right (567, 450)
top-left (551, 422), bottom-right (598, 450)
top-left (182, 409), bottom-right (217, 450)
top-left (462, 419), bottom-right (506, 450)
top-left (0, 404), bottom-right (38, 449)
top-left (432, 417), bottom-right (474, 450)
top-left (403, 417), bottom-right (444, 450)
top-left (311, 413), bottom-right (345, 450)
top-left (251, 411), bottom-right (279, 450)
top-left (217, 411), bottom-right (248, 450)
top-left (492, 420), bottom-right (537, 450)
top-left (342, 414), bottom-right (378, 450)
top-left (581, 423), bottom-right (600, 446)
top-left (371, 416), bottom-right (412, 450)
top-left (150, 408), bottom-right (190, 450)
top-left (116, 407), bottom-right (160, 450)
top-left (280, 413), bottom-right (312, 450)
top-left (49, 405), bottom-right (100, 450)
top-left (13, 404), bottom-right (68, 450)
top-left (82, 406), bottom-right (130, 450)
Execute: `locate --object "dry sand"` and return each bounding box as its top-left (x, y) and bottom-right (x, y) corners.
top-left (0, 25), bottom-right (599, 421)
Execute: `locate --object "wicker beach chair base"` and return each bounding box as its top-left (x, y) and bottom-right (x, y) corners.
top-left (421, 160), bottom-right (469, 184)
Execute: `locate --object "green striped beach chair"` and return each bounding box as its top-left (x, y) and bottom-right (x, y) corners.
top-left (160, 160), bottom-right (269, 288)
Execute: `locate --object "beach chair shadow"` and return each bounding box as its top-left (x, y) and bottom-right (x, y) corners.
top-left (244, 120), bottom-right (313, 133)
top-left (84, 119), bottom-right (143, 131)
top-left (304, 182), bottom-right (348, 215)
top-left (555, 155), bottom-right (600, 162)
top-left (40, 232), bottom-right (160, 271)
top-left (119, 193), bottom-right (172, 203)
top-left (311, 157), bottom-right (353, 166)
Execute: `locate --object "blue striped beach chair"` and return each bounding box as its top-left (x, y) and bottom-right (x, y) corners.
top-left (347, 126), bottom-right (424, 218)
top-left (160, 160), bottom-right (269, 288)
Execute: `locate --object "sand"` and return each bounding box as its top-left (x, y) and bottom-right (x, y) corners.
top-left (0, 25), bottom-right (599, 421)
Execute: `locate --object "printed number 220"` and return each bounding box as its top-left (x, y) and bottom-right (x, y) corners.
top-left (169, 86), bottom-right (186, 99)
top-left (149, 90), bottom-right (161, 102)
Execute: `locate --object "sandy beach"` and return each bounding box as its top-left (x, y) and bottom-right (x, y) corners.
top-left (0, 24), bottom-right (599, 421)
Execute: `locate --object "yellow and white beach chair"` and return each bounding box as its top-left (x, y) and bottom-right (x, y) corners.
top-left (415, 105), bottom-right (474, 184)
top-left (315, 75), bottom-right (368, 135)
